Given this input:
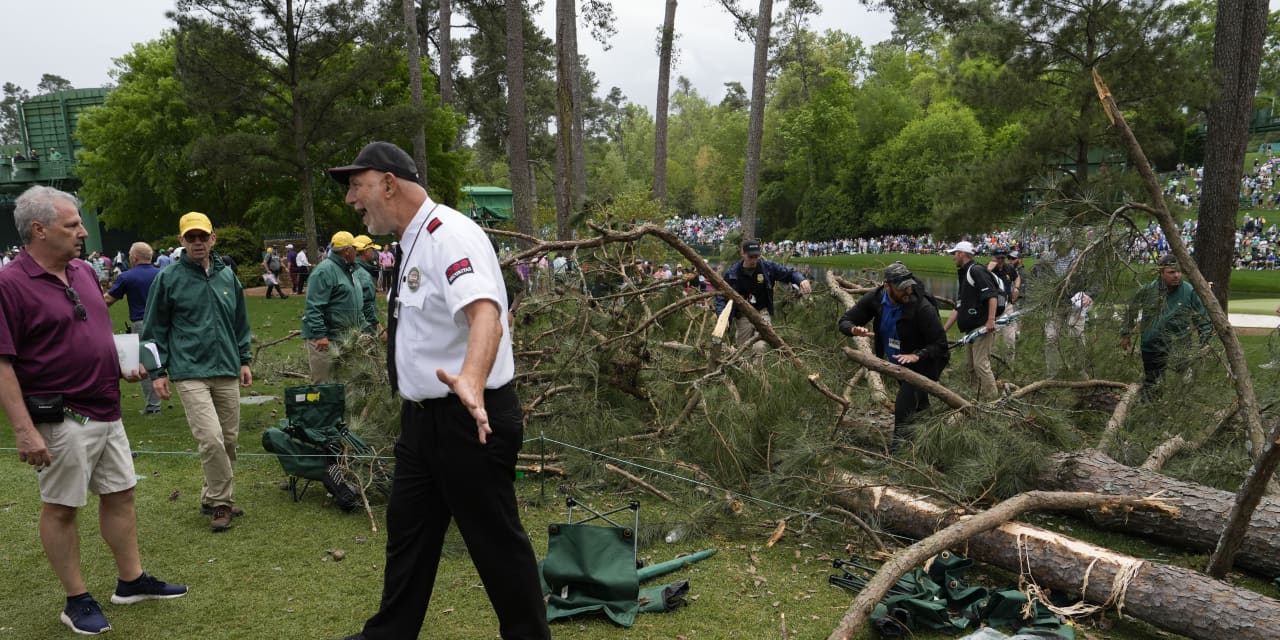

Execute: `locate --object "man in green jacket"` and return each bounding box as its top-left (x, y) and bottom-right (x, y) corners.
top-left (142, 212), bottom-right (253, 532)
top-left (1121, 253), bottom-right (1213, 398)
top-left (353, 234), bottom-right (382, 336)
top-left (303, 231), bottom-right (365, 383)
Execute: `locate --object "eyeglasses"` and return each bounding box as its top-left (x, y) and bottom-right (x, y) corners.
top-left (64, 286), bottom-right (87, 321)
top-left (183, 232), bottom-right (211, 243)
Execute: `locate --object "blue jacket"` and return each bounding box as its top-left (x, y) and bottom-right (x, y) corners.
top-left (713, 258), bottom-right (807, 317)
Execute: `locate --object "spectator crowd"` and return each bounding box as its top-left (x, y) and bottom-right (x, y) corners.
top-left (662, 200), bottom-right (1280, 271)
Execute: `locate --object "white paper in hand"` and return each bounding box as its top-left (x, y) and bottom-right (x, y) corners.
top-left (113, 334), bottom-right (139, 373)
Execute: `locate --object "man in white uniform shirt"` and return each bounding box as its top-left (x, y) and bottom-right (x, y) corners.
top-left (325, 142), bottom-right (548, 640)
top-left (294, 245), bottom-right (311, 294)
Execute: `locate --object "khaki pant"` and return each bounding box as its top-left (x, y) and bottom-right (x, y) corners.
top-left (1044, 309), bottom-right (1086, 377)
top-left (734, 312), bottom-right (771, 352)
top-left (175, 377), bottom-right (241, 507)
top-left (306, 339), bottom-right (332, 383)
top-left (996, 304), bottom-right (1017, 356)
top-left (966, 331), bottom-right (998, 400)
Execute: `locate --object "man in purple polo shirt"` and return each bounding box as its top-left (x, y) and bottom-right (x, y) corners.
top-left (0, 186), bottom-right (187, 636)
top-left (105, 241), bottom-right (162, 415)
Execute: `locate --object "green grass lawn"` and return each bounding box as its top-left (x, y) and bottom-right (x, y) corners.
top-left (0, 291), bottom-right (1272, 639)
top-left (0, 293), bottom-right (881, 640)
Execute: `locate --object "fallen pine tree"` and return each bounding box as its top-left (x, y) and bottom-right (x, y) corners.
top-left (1038, 448), bottom-right (1280, 577)
top-left (827, 472), bottom-right (1280, 640)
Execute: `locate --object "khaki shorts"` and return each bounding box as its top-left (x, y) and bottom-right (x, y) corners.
top-left (35, 417), bottom-right (137, 507)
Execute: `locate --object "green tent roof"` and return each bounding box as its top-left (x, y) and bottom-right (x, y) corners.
top-left (461, 185), bottom-right (513, 222)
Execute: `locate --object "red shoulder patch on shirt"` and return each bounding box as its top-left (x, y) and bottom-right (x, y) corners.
top-left (427, 218), bottom-right (443, 234)
top-left (445, 258), bottom-right (474, 284)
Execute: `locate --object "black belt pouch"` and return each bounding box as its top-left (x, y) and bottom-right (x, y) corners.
top-left (24, 394), bottom-right (65, 424)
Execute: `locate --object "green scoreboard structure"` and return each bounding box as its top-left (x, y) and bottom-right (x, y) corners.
top-left (1, 88), bottom-right (109, 253)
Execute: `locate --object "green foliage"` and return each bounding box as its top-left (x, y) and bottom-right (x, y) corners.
top-left (796, 184), bottom-right (856, 240)
top-left (76, 37), bottom-right (236, 237)
top-left (0, 82), bottom-right (29, 145)
top-left (211, 225), bottom-right (261, 270)
top-left (869, 100), bottom-right (989, 231)
top-left (75, 2), bottom-right (467, 248)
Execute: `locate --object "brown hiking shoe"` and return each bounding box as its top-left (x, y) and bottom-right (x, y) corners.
top-left (210, 505), bottom-right (234, 532)
top-left (200, 503), bottom-right (244, 517)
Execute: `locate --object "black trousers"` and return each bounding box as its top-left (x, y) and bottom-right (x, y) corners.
top-left (892, 380), bottom-right (930, 447)
top-left (292, 266), bottom-right (309, 294)
top-left (362, 384), bottom-right (549, 640)
top-left (1140, 349), bottom-right (1168, 399)
top-left (265, 272), bottom-right (286, 298)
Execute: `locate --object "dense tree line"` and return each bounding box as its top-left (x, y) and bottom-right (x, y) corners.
top-left (1, 1), bottom-right (1275, 251)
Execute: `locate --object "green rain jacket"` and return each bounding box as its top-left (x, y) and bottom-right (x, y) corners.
top-left (1124, 278), bottom-right (1212, 354)
top-left (355, 260), bottom-right (380, 332)
top-left (302, 252), bottom-right (365, 339)
top-left (142, 251), bottom-right (252, 380)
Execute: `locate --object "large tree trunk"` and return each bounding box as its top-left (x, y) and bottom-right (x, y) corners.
top-left (438, 0), bottom-right (453, 107)
top-left (403, 0), bottom-right (429, 188)
top-left (738, 0), bottom-right (771, 241)
top-left (1039, 448), bottom-right (1280, 576)
top-left (505, 0), bottom-right (535, 239)
top-left (554, 0), bottom-right (578, 240)
top-left (1194, 0), bottom-right (1269, 312)
top-left (653, 0), bottom-right (677, 204)
top-left (569, 8), bottom-right (585, 221)
top-left (828, 475), bottom-right (1280, 640)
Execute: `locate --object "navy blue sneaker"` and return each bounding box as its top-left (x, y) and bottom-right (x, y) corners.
top-left (61, 594), bottom-right (111, 635)
top-left (110, 572), bottom-right (189, 604)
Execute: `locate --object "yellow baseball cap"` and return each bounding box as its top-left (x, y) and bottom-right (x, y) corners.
top-left (353, 234), bottom-right (381, 251)
top-left (330, 231), bottom-right (356, 249)
top-left (179, 212), bottom-right (213, 237)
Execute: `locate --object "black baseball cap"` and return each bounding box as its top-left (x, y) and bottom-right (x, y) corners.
top-left (742, 240), bottom-right (762, 256)
top-left (327, 142), bottom-right (420, 185)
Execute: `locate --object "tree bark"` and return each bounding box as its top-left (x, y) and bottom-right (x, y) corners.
top-left (841, 347), bottom-right (959, 410)
top-left (1039, 448), bottom-right (1280, 577)
top-left (825, 271), bottom-right (889, 403)
top-left (1097, 382), bottom-right (1141, 449)
top-left (653, 0), bottom-right (677, 204)
top-left (827, 489), bottom-right (1177, 640)
top-left (554, 0), bottom-right (578, 240)
top-left (1093, 69), bottom-right (1274, 577)
top-left (569, 4), bottom-right (585, 220)
top-left (505, 0), bottom-right (536, 239)
top-left (827, 474), bottom-right (1280, 640)
top-left (738, 0), bottom-right (771, 241)
top-left (403, 0), bottom-right (429, 188)
top-left (1193, 0), bottom-right (1269, 312)
top-left (1210, 425), bottom-right (1280, 577)
top-left (438, 0), bottom-right (453, 106)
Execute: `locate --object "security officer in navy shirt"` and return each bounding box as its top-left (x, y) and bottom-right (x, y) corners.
top-left (839, 262), bottom-right (949, 448)
top-left (713, 239), bottom-right (811, 351)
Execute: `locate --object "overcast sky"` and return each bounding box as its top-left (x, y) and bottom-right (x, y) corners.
top-left (0, 0), bottom-right (893, 112)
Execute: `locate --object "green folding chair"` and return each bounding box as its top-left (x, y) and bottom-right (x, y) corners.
top-left (541, 497), bottom-right (642, 627)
